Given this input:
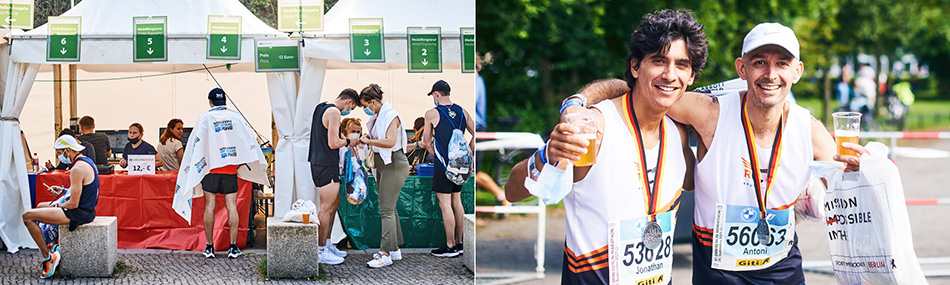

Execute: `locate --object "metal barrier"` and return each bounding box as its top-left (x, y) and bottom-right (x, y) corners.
top-left (475, 203), bottom-right (547, 283)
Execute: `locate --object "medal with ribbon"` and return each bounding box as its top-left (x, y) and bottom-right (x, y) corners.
top-left (621, 92), bottom-right (667, 249)
top-left (740, 94), bottom-right (786, 243)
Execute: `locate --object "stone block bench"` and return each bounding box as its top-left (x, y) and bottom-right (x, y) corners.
top-left (463, 214), bottom-right (475, 272)
top-left (267, 217), bottom-right (320, 278)
top-left (58, 216), bottom-right (117, 277)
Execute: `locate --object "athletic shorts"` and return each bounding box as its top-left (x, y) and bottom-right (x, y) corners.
top-left (311, 165), bottom-right (341, 188)
top-left (432, 169), bottom-right (463, 193)
top-left (202, 174), bottom-right (238, 194)
top-left (62, 207), bottom-right (95, 231)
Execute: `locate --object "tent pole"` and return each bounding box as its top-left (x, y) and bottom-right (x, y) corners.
top-left (69, 65), bottom-right (78, 118)
top-left (53, 65), bottom-right (63, 135)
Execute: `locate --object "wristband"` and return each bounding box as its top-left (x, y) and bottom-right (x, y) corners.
top-left (415, 141), bottom-right (419, 148)
top-left (559, 100), bottom-right (584, 116)
top-left (527, 150), bottom-right (542, 179)
top-left (561, 93), bottom-right (587, 109)
top-left (539, 143), bottom-right (549, 165)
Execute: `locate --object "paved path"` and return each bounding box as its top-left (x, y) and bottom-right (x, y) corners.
top-left (1, 248), bottom-right (472, 284)
top-left (476, 137), bottom-right (950, 284)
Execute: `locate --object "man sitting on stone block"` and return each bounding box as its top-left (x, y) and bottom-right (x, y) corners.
top-left (22, 135), bottom-right (100, 279)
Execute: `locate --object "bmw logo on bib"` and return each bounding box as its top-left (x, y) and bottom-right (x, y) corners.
top-left (741, 207), bottom-right (757, 222)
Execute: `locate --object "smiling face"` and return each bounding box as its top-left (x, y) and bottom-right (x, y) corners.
top-left (630, 38), bottom-right (695, 110)
top-left (736, 44), bottom-right (804, 108)
top-left (172, 122), bottom-right (183, 139)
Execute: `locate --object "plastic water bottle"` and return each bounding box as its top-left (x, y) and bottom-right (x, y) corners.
top-left (32, 153), bottom-right (39, 173)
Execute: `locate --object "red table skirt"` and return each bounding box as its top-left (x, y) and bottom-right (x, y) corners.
top-left (35, 170), bottom-right (250, 251)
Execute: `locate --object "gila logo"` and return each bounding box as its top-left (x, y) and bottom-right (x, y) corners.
top-left (737, 257), bottom-right (770, 267)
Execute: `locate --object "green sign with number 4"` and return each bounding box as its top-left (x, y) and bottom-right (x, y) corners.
top-left (208, 16), bottom-right (241, 60)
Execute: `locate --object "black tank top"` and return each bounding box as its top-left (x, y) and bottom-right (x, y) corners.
top-left (308, 102), bottom-right (340, 167)
top-left (433, 104), bottom-right (465, 171)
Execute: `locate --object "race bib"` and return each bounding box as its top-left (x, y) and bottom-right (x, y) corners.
top-left (711, 203), bottom-right (795, 271)
top-left (608, 210), bottom-right (676, 285)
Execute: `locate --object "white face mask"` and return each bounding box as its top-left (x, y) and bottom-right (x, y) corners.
top-left (524, 163), bottom-right (574, 205)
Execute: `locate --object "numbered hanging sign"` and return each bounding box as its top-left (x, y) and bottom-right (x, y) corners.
top-left (47, 17), bottom-right (81, 62)
top-left (207, 16), bottom-right (241, 60)
top-left (0, 0), bottom-right (33, 30)
top-left (133, 16), bottom-right (167, 62)
top-left (460, 27), bottom-right (475, 73)
top-left (128, 154), bottom-right (156, 175)
top-left (349, 18), bottom-right (384, 63)
top-left (407, 27), bottom-right (441, 73)
top-left (277, 0), bottom-right (323, 32)
top-left (255, 38), bottom-right (300, 72)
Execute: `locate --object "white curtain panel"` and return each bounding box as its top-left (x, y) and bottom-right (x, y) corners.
top-left (0, 58), bottom-right (40, 253)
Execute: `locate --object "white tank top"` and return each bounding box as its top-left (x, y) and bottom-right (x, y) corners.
top-left (693, 92), bottom-right (812, 231)
top-left (564, 98), bottom-right (687, 258)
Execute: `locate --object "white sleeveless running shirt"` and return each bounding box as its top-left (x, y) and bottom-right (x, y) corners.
top-left (563, 98), bottom-right (687, 272)
top-left (692, 91), bottom-right (813, 232)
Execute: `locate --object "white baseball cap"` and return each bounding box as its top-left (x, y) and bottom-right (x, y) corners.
top-left (54, 135), bottom-right (85, 151)
top-left (741, 23), bottom-right (800, 59)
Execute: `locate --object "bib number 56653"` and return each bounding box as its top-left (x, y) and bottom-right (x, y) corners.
top-left (622, 236), bottom-right (672, 266)
top-left (724, 225), bottom-right (785, 247)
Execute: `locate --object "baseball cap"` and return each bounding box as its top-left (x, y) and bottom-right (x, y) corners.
top-left (208, 88), bottom-right (227, 106)
top-left (741, 23), bottom-right (800, 59)
top-left (427, 80), bottom-right (451, 96)
top-left (54, 135), bottom-right (85, 151)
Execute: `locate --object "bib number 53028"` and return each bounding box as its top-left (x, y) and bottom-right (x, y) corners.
top-left (725, 225), bottom-right (786, 247)
top-left (622, 236), bottom-right (672, 266)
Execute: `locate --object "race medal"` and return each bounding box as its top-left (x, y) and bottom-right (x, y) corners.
top-left (642, 221), bottom-right (663, 249)
top-left (756, 218), bottom-right (770, 242)
top-left (740, 94), bottom-right (785, 243)
top-left (621, 93), bottom-right (668, 246)
top-left (608, 211), bottom-right (677, 284)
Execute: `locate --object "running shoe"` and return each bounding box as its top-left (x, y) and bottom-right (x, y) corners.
top-left (227, 244), bottom-right (242, 259)
top-left (431, 244), bottom-right (459, 257)
top-left (390, 249), bottom-right (402, 261)
top-left (41, 251), bottom-right (60, 279)
top-left (456, 243), bottom-right (463, 254)
top-left (366, 252), bottom-right (393, 268)
top-left (203, 244), bottom-right (215, 258)
top-left (319, 248), bottom-right (345, 265)
top-left (326, 239), bottom-right (347, 258)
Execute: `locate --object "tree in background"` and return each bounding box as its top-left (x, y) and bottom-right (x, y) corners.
top-left (478, 0), bottom-right (950, 133)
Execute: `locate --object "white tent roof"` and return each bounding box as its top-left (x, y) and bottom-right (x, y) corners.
top-left (10, 0), bottom-right (285, 64)
top-left (302, 0), bottom-right (474, 62)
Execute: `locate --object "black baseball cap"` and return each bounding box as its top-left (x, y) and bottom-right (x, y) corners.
top-left (427, 80), bottom-right (450, 96)
top-left (209, 88), bottom-right (227, 106)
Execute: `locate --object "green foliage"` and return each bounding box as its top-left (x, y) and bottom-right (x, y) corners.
top-left (478, 0), bottom-right (950, 134)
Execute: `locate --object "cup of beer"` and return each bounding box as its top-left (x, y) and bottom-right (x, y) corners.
top-left (832, 112), bottom-right (861, 156)
top-left (302, 213), bottom-right (311, 224)
top-left (564, 111), bottom-right (598, 166)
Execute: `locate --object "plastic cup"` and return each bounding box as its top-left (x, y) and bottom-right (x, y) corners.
top-left (564, 111), bottom-right (598, 166)
top-left (832, 112), bottom-right (861, 156)
top-left (302, 213), bottom-right (310, 224)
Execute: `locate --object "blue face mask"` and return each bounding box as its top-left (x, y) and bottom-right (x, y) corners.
top-left (364, 107), bottom-right (375, 116)
top-left (58, 153), bottom-right (71, 165)
top-left (341, 108), bottom-right (351, 116)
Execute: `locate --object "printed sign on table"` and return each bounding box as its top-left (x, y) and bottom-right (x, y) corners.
top-left (128, 154), bottom-right (156, 175)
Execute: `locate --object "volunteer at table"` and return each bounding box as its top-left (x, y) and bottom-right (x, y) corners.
top-left (119, 122), bottom-right (164, 169)
top-left (157, 118), bottom-right (184, 171)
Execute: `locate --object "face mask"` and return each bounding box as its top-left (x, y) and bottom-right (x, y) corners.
top-left (434, 100), bottom-right (439, 107)
top-left (341, 108), bottom-right (351, 116)
top-left (524, 162), bottom-right (574, 205)
top-left (364, 107), bottom-right (375, 116)
top-left (129, 137), bottom-right (140, 144)
top-left (58, 153), bottom-right (71, 165)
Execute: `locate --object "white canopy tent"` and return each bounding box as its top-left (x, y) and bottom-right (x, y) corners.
top-left (0, 0), bottom-right (287, 252)
top-left (270, 0), bottom-right (475, 216)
